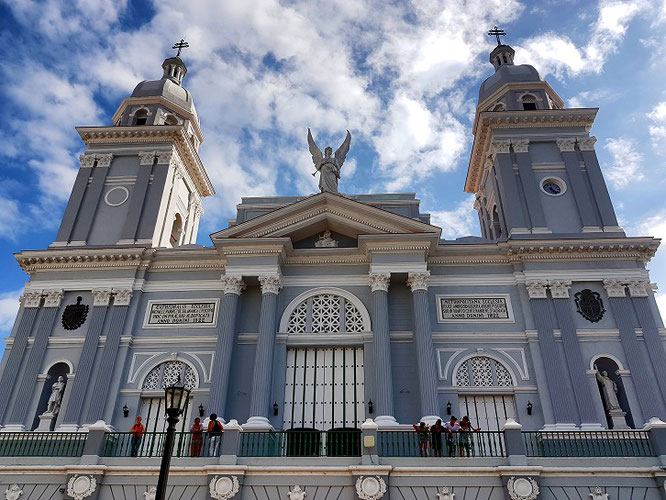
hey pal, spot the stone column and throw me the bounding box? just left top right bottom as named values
left=577, top=137, right=620, bottom=230
left=245, top=275, right=282, bottom=429
left=550, top=281, right=601, bottom=428
left=604, top=280, right=665, bottom=421
left=491, top=140, right=528, bottom=233
left=0, top=291, right=41, bottom=424
left=556, top=138, right=600, bottom=231
left=627, top=280, right=666, bottom=411
left=85, top=289, right=132, bottom=424
left=527, top=281, right=577, bottom=428
left=511, top=139, right=548, bottom=232
left=407, top=272, right=439, bottom=423
left=208, top=276, right=246, bottom=417
left=7, top=290, right=63, bottom=429
left=60, top=290, right=112, bottom=430
left=369, top=273, right=397, bottom=427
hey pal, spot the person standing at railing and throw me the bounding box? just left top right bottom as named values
left=129, top=416, right=145, bottom=457
left=207, top=413, right=223, bottom=457
left=412, top=422, right=430, bottom=457
left=444, top=416, right=461, bottom=457
left=459, top=416, right=480, bottom=457
left=430, top=419, right=444, bottom=457
left=190, top=417, right=203, bottom=457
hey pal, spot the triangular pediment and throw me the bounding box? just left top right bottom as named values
left=211, top=192, right=440, bottom=242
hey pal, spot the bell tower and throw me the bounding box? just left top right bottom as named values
left=52, top=42, right=214, bottom=248
left=467, top=28, right=622, bottom=239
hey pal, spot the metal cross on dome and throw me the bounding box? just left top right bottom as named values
left=172, top=39, right=189, bottom=57
left=487, top=26, right=506, bottom=45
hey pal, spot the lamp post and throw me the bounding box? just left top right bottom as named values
left=155, top=380, right=191, bottom=500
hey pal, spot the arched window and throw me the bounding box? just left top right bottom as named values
left=142, top=360, right=198, bottom=390
left=134, top=108, right=148, bottom=126
left=455, top=356, right=513, bottom=387
left=521, top=94, right=537, bottom=110
left=287, top=293, right=365, bottom=334
left=164, top=114, right=178, bottom=125
left=170, top=213, right=183, bottom=247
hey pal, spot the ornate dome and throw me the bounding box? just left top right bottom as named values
left=478, top=63, right=542, bottom=103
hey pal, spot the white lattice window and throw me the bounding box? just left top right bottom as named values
left=286, top=293, right=366, bottom=334
left=142, top=361, right=198, bottom=390
left=455, top=356, right=513, bottom=387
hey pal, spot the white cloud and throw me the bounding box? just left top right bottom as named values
left=603, top=137, right=644, bottom=188
left=657, top=294, right=666, bottom=321
left=0, top=290, right=21, bottom=335
left=429, top=195, right=477, bottom=239
left=648, top=101, right=666, bottom=151
left=567, top=88, right=617, bottom=107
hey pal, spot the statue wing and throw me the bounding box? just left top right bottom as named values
left=335, top=130, right=352, bottom=166
left=307, top=128, right=323, bottom=167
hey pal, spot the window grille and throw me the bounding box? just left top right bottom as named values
left=287, top=293, right=366, bottom=334
left=142, top=361, right=198, bottom=390
left=455, top=356, right=513, bottom=387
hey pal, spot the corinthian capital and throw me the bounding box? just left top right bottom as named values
left=92, top=289, right=113, bottom=307
left=603, top=279, right=626, bottom=298
left=577, top=136, right=597, bottom=151
left=138, top=151, right=157, bottom=165
left=79, top=154, right=96, bottom=168
left=549, top=280, right=572, bottom=299
left=369, top=273, right=390, bottom=292
left=156, top=150, right=173, bottom=165
left=490, top=140, right=512, bottom=155
left=526, top=280, right=548, bottom=299
left=112, top=288, right=133, bottom=306
left=43, top=289, right=64, bottom=308
left=511, top=139, right=530, bottom=153
left=626, top=279, right=649, bottom=298
left=556, top=138, right=577, bottom=152
left=221, top=276, right=246, bottom=295
left=21, top=291, right=42, bottom=308
left=407, top=272, right=430, bottom=292
left=96, top=153, right=114, bottom=168
left=259, top=275, right=282, bottom=295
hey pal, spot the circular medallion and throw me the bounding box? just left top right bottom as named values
left=512, top=478, right=533, bottom=498
left=209, top=475, right=239, bottom=500
left=104, top=186, right=130, bottom=207
left=213, top=477, right=233, bottom=495
left=361, top=477, right=381, bottom=496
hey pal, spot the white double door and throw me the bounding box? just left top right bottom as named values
left=139, top=397, right=193, bottom=433
left=458, top=394, right=516, bottom=431
left=283, top=347, right=365, bottom=430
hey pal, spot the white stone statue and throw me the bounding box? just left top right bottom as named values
left=314, top=230, right=338, bottom=248
left=4, top=484, right=22, bottom=500
left=46, top=376, right=66, bottom=415
left=307, top=128, right=351, bottom=194
left=595, top=368, right=621, bottom=411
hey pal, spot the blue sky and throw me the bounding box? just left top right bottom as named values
left=0, top=0, right=665, bottom=339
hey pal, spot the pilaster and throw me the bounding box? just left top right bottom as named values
left=71, top=154, right=115, bottom=244
left=511, top=139, right=548, bottom=232
left=557, top=137, right=600, bottom=231
left=246, top=275, right=282, bottom=429
left=407, top=272, right=439, bottom=422
left=209, top=276, right=246, bottom=416
left=491, top=140, right=528, bottom=233
left=577, top=137, right=620, bottom=230
left=369, top=273, right=397, bottom=427
left=118, top=152, right=155, bottom=243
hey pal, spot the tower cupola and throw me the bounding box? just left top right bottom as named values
left=161, top=56, right=188, bottom=85
left=490, top=44, right=515, bottom=70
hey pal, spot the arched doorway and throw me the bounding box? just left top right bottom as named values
left=32, top=362, right=70, bottom=431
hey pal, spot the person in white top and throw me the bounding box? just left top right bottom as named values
left=443, top=416, right=461, bottom=457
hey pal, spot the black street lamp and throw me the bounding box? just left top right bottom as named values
left=155, top=379, right=191, bottom=500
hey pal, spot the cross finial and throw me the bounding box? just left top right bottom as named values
left=172, top=39, right=189, bottom=58
left=487, top=26, right=506, bottom=46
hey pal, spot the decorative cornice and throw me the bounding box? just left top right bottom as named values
left=112, top=288, right=133, bottom=306
left=626, top=279, right=649, bottom=298
left=221, top=276, right=246, bottom=295
left=603, top=279, right=626, bottom=298
left=556, top=137, right=577, bottom=152
left=92, top=289, right=113, bottom=307
left=369, top=273, right=391, bottom=292
left=285, top=255, right=369, bottom=265
left=549, top=280, right=572, bottom=299
left=511, top=139, right=530, bottom=153
left=526, top=280, right=548, bottom=299
left=259, top=275, right=282, bottom=295
left=577, top=136, right=597, bottom=151
left=20, top=291, right=42, bottom=308
left=16, top=249, right=147, bottom=273
left=43, top=289, right=64, bottom=308
left=407, top=272, right=430, bottom=292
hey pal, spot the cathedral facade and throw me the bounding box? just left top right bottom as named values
left=1, top=40, right=666, bottom=500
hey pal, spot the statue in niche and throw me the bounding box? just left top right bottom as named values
left=307, top=128, right=351, bottom=194
left=595, top=367, right=621, bottom=411
left=46, top=376, right=66, bottom=415
left=314, top=230, right=338, bottom=248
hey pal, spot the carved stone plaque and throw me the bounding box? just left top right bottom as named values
left=143, top=299, right=219, bottom=328
left=436, top=295, right=514, bottom=323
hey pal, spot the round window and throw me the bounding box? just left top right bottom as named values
left=540, top=177, right=566, bottom=196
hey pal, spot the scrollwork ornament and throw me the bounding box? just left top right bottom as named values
left=138, top=151, right=157, bottom=165
left=490, top=140, right=511, bottom=155
left=589, top=487, right=608, bottom=500
left=112, top=288, right=133, bottom=306
left=287, top=485, right=306, bottom=500
left=96, top=153, right=114, bottom=168
left=156, top=150, right=173, bottom=165
left=21, top=291, right=42, bottom=308
left=91, top=289, right=113, bottom=307
left=525, top=281, right=548, bottom=299
left=577, top=136, right=597, bottom=151
left=259, top=275, right=282, bottom=295
left=436, top=487, right=455, bottom=500
left=43, top=289, right=64, bottom=308
left=209, top=475, right=239, bottom=500
left=355, top=476, right=386, bottom=500
left=626, top=279, right=649, bottom=298
left=67, top=474, right=97, bottom=500
left=603, top=279, right=626, bottom=298
left=511, top=139, right=530, bottom=153
left=556, top=138, right=576, bottom=152
left=549, top=280, right=571, bottom=299
left=507, top=477, right=539, bottom=500
left=4, top=484, right=22, bottom=500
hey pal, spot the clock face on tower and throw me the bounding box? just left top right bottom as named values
left=542, top=181, right=562, bottom=195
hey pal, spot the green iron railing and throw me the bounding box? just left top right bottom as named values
left=103, top=431, right=220, bottom=457
left=239, top=428, right=362, bottom=457
left=377, top=430, right=506, bottom=457
left=522, top=430, right=654, bottom=457
left=0, top=432, right=86, bottom=457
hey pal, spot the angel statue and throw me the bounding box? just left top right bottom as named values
left=307, top=128, right=352, bottom=194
